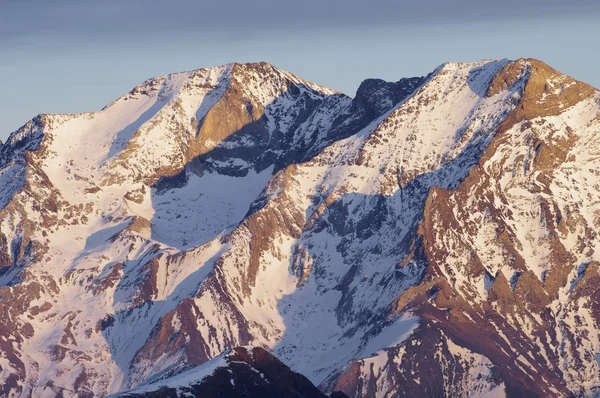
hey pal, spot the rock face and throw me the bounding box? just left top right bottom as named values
left=0, top=58, right=599, bottom=398
left=113, top=346, right=345, bottom=398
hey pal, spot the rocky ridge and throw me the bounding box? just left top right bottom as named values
left=0, top=58, right=599, bottom=397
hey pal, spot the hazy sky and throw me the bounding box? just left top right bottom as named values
left=1, top=1, right=599, bottom=139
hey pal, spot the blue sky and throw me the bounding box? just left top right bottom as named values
left=1, top=1, right=599, bottom=139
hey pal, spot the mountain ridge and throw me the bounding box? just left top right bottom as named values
left=0, top=57, right=599, bottom=397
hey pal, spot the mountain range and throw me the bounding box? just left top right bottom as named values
left=0, top=58, right=599, bottom=397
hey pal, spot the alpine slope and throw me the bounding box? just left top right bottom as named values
left=0, top=59, right=599, bottom=397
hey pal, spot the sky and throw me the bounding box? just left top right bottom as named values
left=1, top=0, right=599, bottom=139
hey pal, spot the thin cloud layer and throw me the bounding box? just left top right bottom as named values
left=2, top=0, right=599, bottom=45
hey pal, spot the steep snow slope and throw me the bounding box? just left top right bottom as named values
left=0, top=62, right=357, bottom=397
left=0, top=58, right=599, bottom=398
left=323, top=59, right=600, bottom=398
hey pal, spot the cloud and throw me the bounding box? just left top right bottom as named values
left=2, top=0, right=599, bottom=46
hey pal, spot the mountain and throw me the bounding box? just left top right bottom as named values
left=112, top=346, right=346, bottom=398
left=0, top=58, right=599, bottom=398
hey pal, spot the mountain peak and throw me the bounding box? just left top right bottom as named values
left=486, top=57, right=597, bottom=117
left=229, top=61, right=341, bottom=96
left=436, top=57, right=509, bottom=71
left=1, top=58, right=600, bottom=397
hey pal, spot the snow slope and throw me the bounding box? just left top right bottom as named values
left=0, top=58, right=598, bottom=398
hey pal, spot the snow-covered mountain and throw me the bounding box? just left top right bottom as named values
left=0, top=58, right=599, bottom=398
